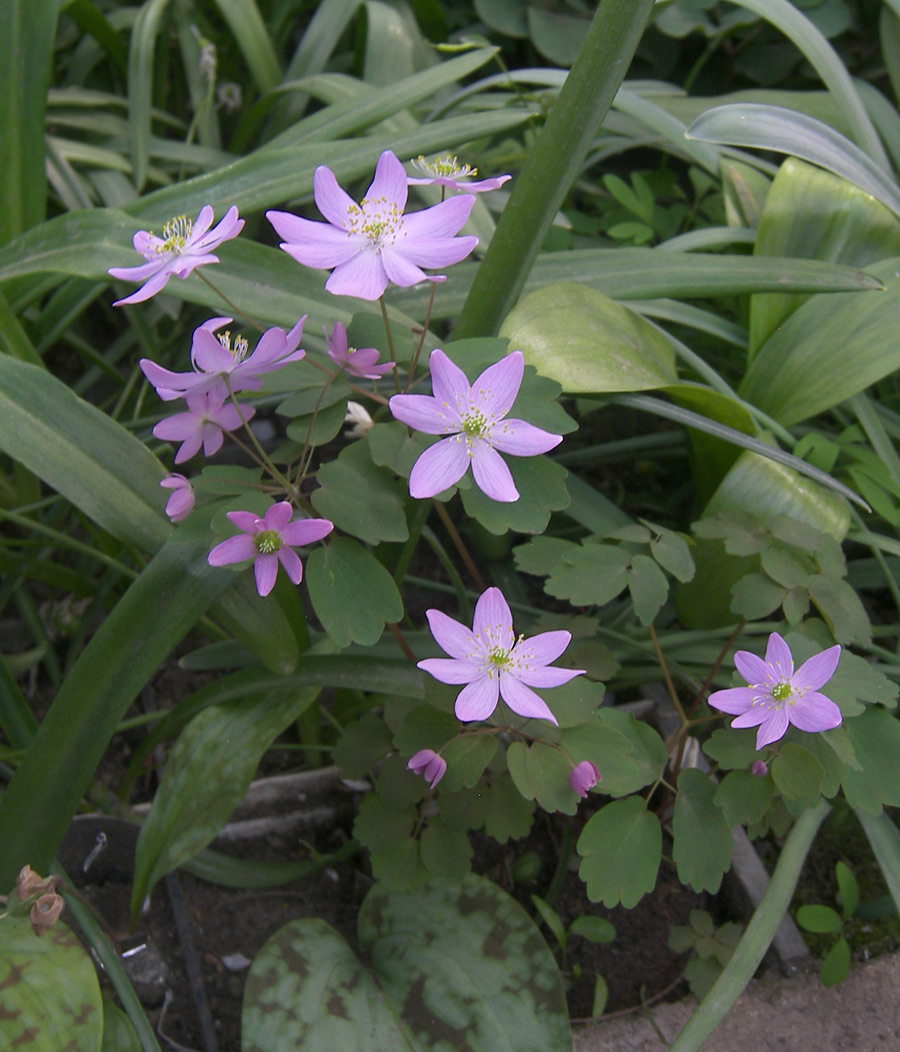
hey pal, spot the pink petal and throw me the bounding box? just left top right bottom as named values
left=390, top=234, right=478, bottom=271
left=402, top=195, right=475, bottom=239
left=470, top=352, right=523, bottom=419
left=733, top=649, right=771, bottom=685
left=189, top=205, right=214, bottom=241
left=264, top=501, right=294, bottom=532
left=498, top=675, right=558, bottom=724
left=226, top=510, right=263, bottom=533
left=707, top=687, right=755, bottom=715
left=793, top=644, right=841, bottom=692
left=267, top=210, right=364, bottom=268
left=517, top=665, right=583, bottom=688
left=424, top=608, right=477, bottom=659
left=367, top=151, right=408, bottom=212
left=109, top=259, right=164, bottom=282
left=193, top=205, right=243, bottom=250
left=208, top=534, right=257, bottom=566
left=455, top=675, right=500, bottom=721
left=764, top=632, right=794, bottom=677
left=417, top=657, right=481, bottom=685
left=472, top=588, right=514, bottom=647
left=731, top=707, right=772, bottom=729
left=490, top=419, right=562, bottom=457
left=191, top=328, right=234, bottom=373
left=282, top=518, right=334, bottom=546
left=408, top=437, right=470, bottom=497
left=787, top=693, right=842, bottom=733
left=199, top=421, right=226, bottom=457
left=389, top=393, right=455, bottom=434
left=313, top=166, right=359, bottom=228
left=326, top=251, right=389, bottom=301
left=513, top=629, right=572, bottom=667
left=112, top=268, right=173, bottom=306
left=254, top=554, right=279, bottom=596
left=428, top=349, right=471, bottom=410
left=380, top=250, right=429, bottom=289
left=755, top=709, right=790, bottom=749
left=277, top=547, right=304, bottom=585
left=470, top=442, right=518, bottom=502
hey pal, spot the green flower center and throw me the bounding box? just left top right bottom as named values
left=414, top=154, right=477, bottom=179
left=771, top=681, right=793, bottom=703
left=461, top=410, right=488, bottom=439
left=255, top=530, right=282, bottom=555
left=346, top=197, right=402, bottom=249
left=488, top=646, right=510, bottom=669
left=157, top=214, right=192, bottom=255
left=217, top=330, right=249, bottom=362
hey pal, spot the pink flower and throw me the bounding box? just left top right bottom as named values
left=569, top=760, right=601, bottom=799
left=408, top=154, right=511, bottom=194
left=708, top=632, right=842, bottom=750
left=160, top=473, right=195, bottom=522
left=325, top=322, right=393, bottom=379
left=141, top=317, right=306, bottom=402
left=152, top=389, right=253, bottom=464
left=408, top=749, right=447, bottom=789
left=388, top=349, right=562, bottom=502
left=207, top=502, right=333, bottom=597
left=266, top=150, right=478, bottom=301
left=750, top=760, right=769, bottom=777
left=418, top=587, right=584, bottom=724
left=109, top=205, right=244, bottom=306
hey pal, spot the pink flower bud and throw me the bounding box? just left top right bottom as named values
left=160, top=473, right=195, bottom=522
left=407, top=749, right=447, bottom=789
left=569, top=760, right=601, bottom=798
left=750, top=760, right=768, bottom=777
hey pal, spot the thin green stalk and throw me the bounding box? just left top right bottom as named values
left=453, top=0, right=656, bottom=338
left=668, top=799, right=830, bottom=1052
left=379, top=295, right=402, bottom=393
left=197, top=270, right=263, bottom=331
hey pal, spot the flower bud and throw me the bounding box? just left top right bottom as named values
left=30, top=892, right=64, bottom=936
left=569, top=760, right=601, bottom=799
left=750, top=760, right=768, bottom=778
left=407, top=748, right=447, bottom=789
left=160, top=473, right=195, bottom=523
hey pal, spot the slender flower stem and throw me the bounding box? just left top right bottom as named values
left=668, top=799, right=830, bottom=1052
left=378, top=296, right=402, bottom=394
left=432, top=499, right=487, bottom=591
left=649, top=623, right=685, bottom=722
left=224, top=381, right=293, bottom=495
left=405, top=281, right=437, bottom=393
left=387, top=621, right=417, bottom=663
left=197, top=270, right=263, bottom=331
left=296, top=373, right=336, bottom=488
left=686, top=618, right=746, bottom=720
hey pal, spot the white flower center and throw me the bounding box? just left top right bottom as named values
left=255, top=529, right=282, bottom=554
left=345, top=196, right=403, bottom=251
left=414, top=154, right=477, bottom=179
left=155, top=214, right=193, bottom=257
left=217, top=330, right=249, bottom=363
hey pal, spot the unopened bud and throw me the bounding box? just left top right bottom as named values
left=750, top=760, right=768, bottom=778
left=30, top=892, right=64, bottom=936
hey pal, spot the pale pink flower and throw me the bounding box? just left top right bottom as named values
left=141, top=316, right=306, bottom=402
left=207, top=502, right=333, bottom=597
left=408, top=749, right=447, bottom=789
left=708, top=632, right=842, bottom=750
left=160, top=473, right=195, bottom=522
left=109, top=205, right=243, bottom=305
left=408, top=154, right=511, bottom=194
left=267, top=150, right=477, bottom=301
left=325, top=322, right=392, bottom=379
left=389, top=349, right=562, bottom=502
left=569, top=760, right=601, bottom=799
left=418, top=587, right=584, bottom=724
left=152, top=389, right=253, bottom=464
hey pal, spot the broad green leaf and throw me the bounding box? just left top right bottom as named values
left=819, top=933, right=851, bottom=986
left=577, top=796, right=662, bottom=908
left=359, top=874, right=571, bottom=1052
left=100, top=996, right=142, bottom=1052
left=806, top=574, right=872, bottom=646
left=512, top=536, right=579, bottom=576
left=569, top=915, right=616, bottom=944
left=460, top=455, right=570, bottom=536
left=420, top=818, right=473, bottom=881
left=375, top=753, right=426, bottom=811
left=507, top=741, right=580, bottom=815
left=835, top=860, right=860, bottom=919
left=648, top=525, right=695, bottom=582
left=741, top=258, right=900, bottom=426
left=0, top=919, right=102, bottom=1052
left=498, top=283, right=677, bottom=393
left=841, top=707, right=900, bottom=813
left=132, top=661, right=328, bottom=918
left=560, top=720, right=653, bottom=798
left=0, top=0, right=56, bottom=245
left=481, top=775, right=536, bottom=842
left=703, top=727, right=764, bottom=770
left=391, top=705, right=459, bottom=758
left=771, top=743, right=825, bottom=811
left=673, top=768, right=734, bottom=893
left=334, top=712, right=395, bottom=778
left=627, top=553, right=669, bottom=625
left=714, top=769, right=774, bottom=827
left=210, top=0, right=281, bottom=95
left=730, top=571, right=787, bottom=619
left=0, top=538, right=234, bottom=889
left=306, top=537, right=404, bottom=646
left=440, top=735, right=497, bottom=792
left=312, top=441, right=410, bottom=545
left=242, top=918, right=418, bottom=1052
left=749, top=159, right=900, bottom=356
left=544, top=543, right=631, bottom=606
left=855, top=808, right=900, bottom=918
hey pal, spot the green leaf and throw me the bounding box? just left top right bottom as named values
left=796, top=903, right=843, bottom=933
left=481, top=774, right=536, bottom=842
left=673, top=768, right=734, bottom=893
left=242, top=917, right=418, bottom=1052
left=0, top=920, right=103, bottom=1051
left=100, top=996, right=142, bottom=1052
left=531, top=895, right=567, bottom=949
left=441, top=735, right=498, bottom=792
left=569, top=915, right=616, bottom=945
left=460, top=455, right=570, bottom=536
left=544, top=543, right=631, bottom=606
left=498, top=283, right=677, bottom=393
left=731, top=571, right=786, bottom=619
left=855, top=808, right=900, bottom=919
left=627, top=553, right=669, bottom=625
left=835, top=860, right=860, bottom=919
left=392, top=705, right=458, bottom=758
left=578, top=797, right=661, bottom=908
left=714, top=769, right=774, bottom=827
left=359, top=874, right=571, bottom=1052
left=703, top=727, right=764, bottom=770
left=841, top=707, right=900, bottom=813
left=420, top=818, right=473, bottom=881
left=819, top=934, right=851, bottom=986
left=771, top=743, right=825, bottom=811
left=306, top=537, right=404, bottom=646
left=648, top=526, right=695, bottom=582
left=132, top=659, right=328, bottom=918
left=312, top=441, right=409, bottom=545
left=334, top=713, right=394, bottom=778
left=512, top=536, right=579, bottom=576
left=367, top=421, right=435, bottom=478
left=507, top=740, right=580, bottom=815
